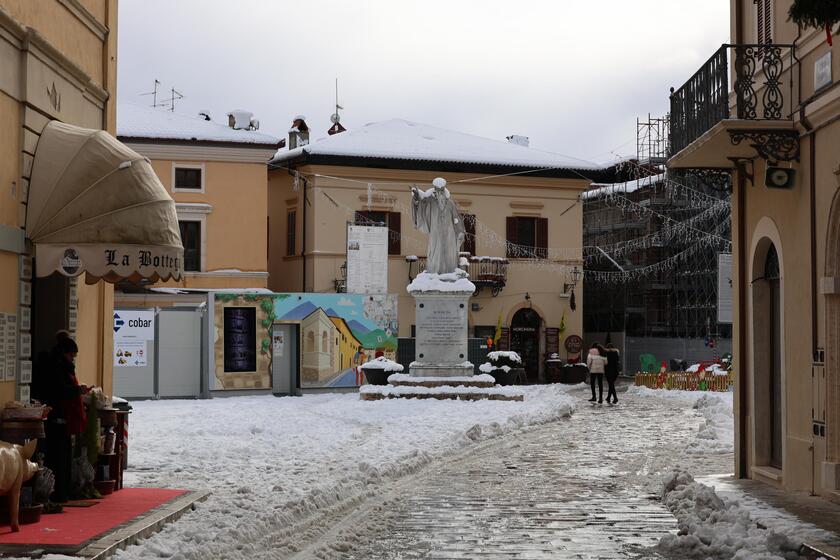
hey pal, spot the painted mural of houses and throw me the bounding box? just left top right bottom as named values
left=300, top=308, right=337, bottom=384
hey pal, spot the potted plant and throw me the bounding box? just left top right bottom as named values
left=360, top=356, right=403, bottom=385
left=789, top=0, right=840, bottom=45
left=480, top=351, right=523, bottom=385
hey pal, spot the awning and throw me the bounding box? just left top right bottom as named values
left=26, top=121, right=183, bottom=283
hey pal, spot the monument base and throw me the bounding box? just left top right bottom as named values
left=409, top=362, right=474, bottom=378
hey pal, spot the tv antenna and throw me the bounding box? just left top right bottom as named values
left=139, top=79, right=161, bottom=107
left=328, top=78, right=346, bottom=135
left=167, top=87, right=184, bottom=112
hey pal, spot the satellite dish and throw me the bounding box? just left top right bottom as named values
left=330, top=113, right=341, bottom=124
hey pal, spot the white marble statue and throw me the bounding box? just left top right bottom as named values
left=410, top=178, right=465, bottom=274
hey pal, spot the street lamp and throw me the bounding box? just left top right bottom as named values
left=564, top=266, right=581, bottom=294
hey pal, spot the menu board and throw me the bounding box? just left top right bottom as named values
left=545, top=327, right=560, bottom=356
left=346, top=225, right=388, bottom=295
left=223, top=307, right=256, bottom=372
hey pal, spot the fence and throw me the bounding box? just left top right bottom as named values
left=634, top=371, right=733, bottom=392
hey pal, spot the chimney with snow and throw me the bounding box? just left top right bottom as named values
left=289, top=115, right=310, bottom=149
left=506, top=135, right=529, bottom=147
left=227, top=109, right=254, bottom=130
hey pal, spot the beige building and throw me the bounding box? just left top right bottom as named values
left=0, top=1, right=181, bottom=402
left=268, top=119, right=595, bottom=380
left=117, top=104, right=280, bottom=293
left=667, top=0, right=840, bottom=502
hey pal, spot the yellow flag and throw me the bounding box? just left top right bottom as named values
left=559, top=311, right=566, bottom=337
left=493, top=312, right=503, bottom=343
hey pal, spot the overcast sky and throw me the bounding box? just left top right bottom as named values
left=117, top=0, right=729, bottom=164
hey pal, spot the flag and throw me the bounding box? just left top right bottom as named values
left=559, top=311, right=566, bottom=338
left=493, top=312, right=503, bottom=344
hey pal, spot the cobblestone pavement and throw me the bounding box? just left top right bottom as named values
left=297, top=383, right=732, bottom=559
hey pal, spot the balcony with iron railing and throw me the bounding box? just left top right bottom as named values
left=668, top=44, right=799, bottom=169
left=408, top=254, right=510, bottom=296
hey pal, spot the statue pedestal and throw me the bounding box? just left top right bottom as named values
left=408, top=271, right=475, bottom=377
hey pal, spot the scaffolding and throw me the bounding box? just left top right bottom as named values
left=583, top=115, right=731, bottom=341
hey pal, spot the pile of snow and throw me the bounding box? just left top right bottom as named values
left=487, top=351, right=522, bottom=363
left=407, top=270, right=476, bottom=293
left=582, top=172, right=666, bottom=201
left=658, top=469, right=806, bottom=559
left=627, top=386, right=734, bottom=455
left=686, top=362, right=730, bottom=376
left=360, top=356, right=404, bottom=372
left=114, top=387, right=576, bottom=558
left=479, top=362, right=511, bottom=373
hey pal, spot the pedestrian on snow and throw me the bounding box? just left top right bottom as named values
left=586, top=343, right=607, bottom=403
left=604, top=342, right=621, bottom=404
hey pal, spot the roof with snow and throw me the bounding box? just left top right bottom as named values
left=581, top=172, right=666, bottom=200
left=117, top=103, right=280, bottom=146
left=270, top=119, right=601, bottom=178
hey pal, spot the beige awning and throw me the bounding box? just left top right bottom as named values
left=26, top=121, right=183, bottom=283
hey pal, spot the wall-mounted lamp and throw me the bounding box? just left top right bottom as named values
left=471, top=302, right=482, bottom=312
left=564, top=266, right=582, bottom=294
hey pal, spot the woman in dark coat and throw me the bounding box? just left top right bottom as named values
left=604, top=343, right=621, bottom=404
left=43, top=337, right=86, bottom=503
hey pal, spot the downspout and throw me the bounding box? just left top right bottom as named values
left=735, top=0, right=748, bottom=480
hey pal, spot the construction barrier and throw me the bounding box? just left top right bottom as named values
left=634, top=371, right=734, bottom=392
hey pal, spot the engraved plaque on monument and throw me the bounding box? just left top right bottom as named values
left=414, top=295, right=469, bottom=365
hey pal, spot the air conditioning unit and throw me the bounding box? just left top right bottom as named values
left=765, top=167, right=796, bottom=189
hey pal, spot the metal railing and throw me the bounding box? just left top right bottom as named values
left=669, top=43, right=795, bottom=155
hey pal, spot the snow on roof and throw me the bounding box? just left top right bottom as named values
left=270, top=118, right=599, bottom=171
left=117, top=103, right=279, bottom=145
left=581, top=172, right=666, bottom=200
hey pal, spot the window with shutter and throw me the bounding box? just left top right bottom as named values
left=535, top=217, right=548, bottom=259
left=355, top=211, right=400, bottom=255
left=506, top=217, right=517, bottom=258
left=461, top=213, right=476, bottom=255
left=757, top=0, right=773, bottom=44
left=506, top=217, right=546, bottom=259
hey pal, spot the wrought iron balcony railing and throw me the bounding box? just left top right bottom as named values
left=412, top=254, right=509, bottom=296
left=669, top=44, right=795, bottom=155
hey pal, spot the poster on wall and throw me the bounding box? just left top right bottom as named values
left=113, top=310, right=154, bottom=367
left=223, top=307, right=257, bottom=372
left=717, top=253, right=733, bottom=324
left=346, top=225, right=388, bottom=295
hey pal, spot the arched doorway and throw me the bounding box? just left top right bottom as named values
left=510, top=308, right=541, bottom=382
left=752, top=239, right=783, bottom=470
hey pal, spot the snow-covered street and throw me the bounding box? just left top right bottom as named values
left=93, top=382, right=835, bottom=560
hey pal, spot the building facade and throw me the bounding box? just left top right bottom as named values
left=268, top=119, right=595, bottom=380
left=117, top=104, right=279, bottom=292
left=667, top=0, right=840, bottom=502
left=0, top=1, right=119, bottom=400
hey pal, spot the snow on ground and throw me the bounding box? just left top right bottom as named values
left=658, top=469, right=831, bottom=559
left=626, top=385, right=734, bottom=455
left=113, top=385, right=576, bottom=559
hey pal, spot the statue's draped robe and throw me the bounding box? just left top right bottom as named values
left=412, top=191, right=465, bottom=274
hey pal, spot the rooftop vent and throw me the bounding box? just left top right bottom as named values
left=289, top=115, right=310, bottom=149
left=506, top=135, right=529, bottom=147
left=227, top=110, right=258, bottom=130
left=198, top=110, right=211, bottom=121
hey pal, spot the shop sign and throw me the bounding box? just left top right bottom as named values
left=564, top=335, right=583, bottom=354
left=113, top=310, right=154, bottom=367
left=60, top=248, right=82, bottom=276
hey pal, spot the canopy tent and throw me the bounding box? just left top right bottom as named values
left=26, top=121, right=183, bottom=283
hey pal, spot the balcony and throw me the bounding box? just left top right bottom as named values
left=410, top=254, right=509, bottom=296
left=669, top=44, right=799, bottom=169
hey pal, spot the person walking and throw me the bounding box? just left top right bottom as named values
left=604, top=342, right=621, bottom=404
left=586, top=343, right=607, bottom=403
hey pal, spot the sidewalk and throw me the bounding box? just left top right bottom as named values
left=698, top=474, right=840, bottom=560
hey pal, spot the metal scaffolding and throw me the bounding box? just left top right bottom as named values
left=583, top=115, right=731, bottom=340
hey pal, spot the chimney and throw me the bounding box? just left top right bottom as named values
left=506, top=135, right=529, bottom=147
left=289, top=115, right=310, bottom=149
left=227, top=110, right=254, bottom=130
left=198, top=110, right=211, bottom=121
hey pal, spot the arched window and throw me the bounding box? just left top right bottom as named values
left=322, top=331, right=328, bottom=353
left=765, top=244, right=780, bottom=280
left=306, top=331, right=315, bottom=353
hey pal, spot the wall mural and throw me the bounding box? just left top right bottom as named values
left=214, top=293, right=398, bottom=390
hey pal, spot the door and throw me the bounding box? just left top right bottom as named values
left=272, top=323, right=297, bottom=395
left=510, top=308, right=541, bottom=382
left=766, top=244, right=783, bottom=469
left=157, top=309, right=202, bottom=398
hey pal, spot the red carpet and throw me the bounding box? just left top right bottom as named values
left=0, top=488, right=187, bottom=546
